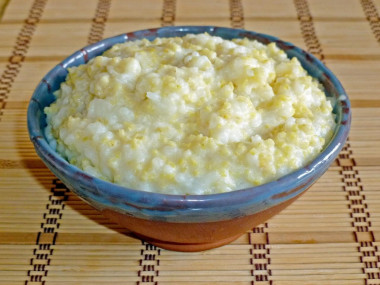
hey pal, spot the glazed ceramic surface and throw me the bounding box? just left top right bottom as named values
left=27, top=26, right=351, bottom=251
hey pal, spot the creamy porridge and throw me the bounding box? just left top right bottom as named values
left=44, top=33, right=335, bottom=195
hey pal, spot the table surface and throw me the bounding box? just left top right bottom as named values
left=1, top=0, right=380, bottom=284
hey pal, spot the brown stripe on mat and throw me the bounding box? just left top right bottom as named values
left=338, top=146, right=380, bottom=281
left=88, top=0, right=111, bottom=44
left=26, top=180, right=69, bottom=284
left=293, top=0, right=324, bottom=61
left=0, top=0, right=9, bottom=20
left=360, top=0, right=380, bottom=43
left=294, top=0, right=380, bottom=283
left=138, top=241, right=161, bottom=285
left=230, top=0, right=244, bottom=28
left=25, top=1, right=112, bottom=283
left=136, top=1, right=178, bottom=282
left=230, top=4, right=273, bottom=283
left=0, top=0, right=46, bottom=118
left=249, top=223, right=272, bottom=285
left=161, top=0, right=176, bottom=26
left=359, top=1, right=380, bottom=281
left=232, top=4, right=273, bottom=282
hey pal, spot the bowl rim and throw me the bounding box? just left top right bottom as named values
left=27, top=26, right=351, bottom=222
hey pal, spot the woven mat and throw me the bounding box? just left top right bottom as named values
left=1, top=0, right=380, bottom=284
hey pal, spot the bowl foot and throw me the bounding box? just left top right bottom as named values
left=136, top=233, right=242, bottom=252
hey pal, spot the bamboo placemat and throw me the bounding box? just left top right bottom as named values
left=0, top=0, right=380, bottom=284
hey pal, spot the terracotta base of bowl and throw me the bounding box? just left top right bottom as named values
left=135, top=232, right=242, bottom=252
left=101, top=194, right=301, bottom=252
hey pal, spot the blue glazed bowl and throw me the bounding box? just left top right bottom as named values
left=27, top=26, right=351, bottom=251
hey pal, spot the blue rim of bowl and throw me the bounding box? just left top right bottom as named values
left=27, top=26, right=351, bottom=223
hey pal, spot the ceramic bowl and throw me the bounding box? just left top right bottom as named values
left=27, top=26, right=351, bottom=252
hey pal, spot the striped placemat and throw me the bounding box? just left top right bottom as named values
left=0, top=0, right=380, bottom=284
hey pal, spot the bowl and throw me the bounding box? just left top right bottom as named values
left=27, top=26, right=351, bottom=252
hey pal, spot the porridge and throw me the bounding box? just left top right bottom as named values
left=44, top=33, right=335, bottom=195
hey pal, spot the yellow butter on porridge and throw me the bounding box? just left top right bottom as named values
left=44, top=33, right=335, bottom=195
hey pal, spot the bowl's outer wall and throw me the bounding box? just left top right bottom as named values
left=101, top=192, right=303, bottom=252
left=28, top=26, right=351, bottom=223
